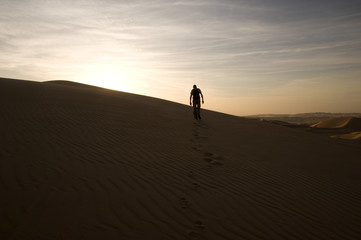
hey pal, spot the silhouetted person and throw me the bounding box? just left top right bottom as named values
left=190, top=84, right=204, bottom=120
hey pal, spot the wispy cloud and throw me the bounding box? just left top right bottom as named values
left=1, top=0, right=361, bottom=114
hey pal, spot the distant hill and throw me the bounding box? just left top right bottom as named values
left=311, top=117, right=361, bottom=129
left=311, top=117, right=361, bottom=141
left=246, top=112, right=361, bottom=125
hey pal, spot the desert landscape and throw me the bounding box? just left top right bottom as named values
left=247, top=113, right=361, bottom=125
left=1, top=77, right=361, bottom=240
left=248, top=113, right=361, bottom=143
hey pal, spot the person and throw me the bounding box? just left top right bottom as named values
left=190, top=85, right=204, bottom=120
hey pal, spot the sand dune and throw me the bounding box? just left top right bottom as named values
left=331, top=132, right=361, bottom=140
left=311, top=117, right=361, bottom=140
left=1, top=77, right=361, bottom=240
left=311, top=117, right=361, bottom=129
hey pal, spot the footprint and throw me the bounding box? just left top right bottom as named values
left=195, top=220, right=206, bottom=230
left=192, top=182, right=200, bottom=190
left=203, top=152, right=224, bottom=166
left=187, top=171, right=196, bottom=179
left=204, top=152, right=213, bottom=157
left=188, top=171, right=194, bottom=177
left=193, top=135, right=208, bottom=140
left=180, top=197, right=191, bottom=209
left=210, top=160, right=223, bottom=166
left=192, top=146, right=202, bottom=152
left=187, top=221, right=206, bottom=239
left=193, top=122, right=202, bottom=127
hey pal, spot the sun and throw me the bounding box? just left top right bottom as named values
left=76, top=63, right=134, bottom=93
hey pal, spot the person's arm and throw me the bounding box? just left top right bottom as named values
left=190, top=91, right=193, bottom=105
left=200, top=91, right=204, bottom=104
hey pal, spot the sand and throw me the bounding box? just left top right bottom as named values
left=332, top=132, right=361, bottom=140
left=1, top=77, right=361, bottom=240
left=311, top=117, right=360, bottom=129
left=311, top=117, right=361, bottom=140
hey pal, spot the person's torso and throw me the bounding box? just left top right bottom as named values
left=192, top=88, right=201, bottom=99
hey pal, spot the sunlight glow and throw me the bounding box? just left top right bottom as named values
left=76, top=63, right=135, bottom=93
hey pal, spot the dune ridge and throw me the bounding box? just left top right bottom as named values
left=331, top=131, right=361, bottom=140
left=1, top=78, right=361, bottom=240
left=311, top=117, right=361, bottom=129
left=311, top=117, right=361, bottom=140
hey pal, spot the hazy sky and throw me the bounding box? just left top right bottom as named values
left=1, top=0, right=361, bottom=115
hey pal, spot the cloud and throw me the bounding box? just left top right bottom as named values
left=0, top=0, right=361, bottom=114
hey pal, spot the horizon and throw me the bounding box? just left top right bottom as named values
left=4, top=77, right=361, bottom=117
left=1, top=0, right=361, bottom=115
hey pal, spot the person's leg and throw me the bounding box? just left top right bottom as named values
left=193, top=99, right=198, bottom=119
left=197, top=101, right=201, bottom=119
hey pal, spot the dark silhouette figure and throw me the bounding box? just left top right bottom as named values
left=190, top=85, right=204, bottom=120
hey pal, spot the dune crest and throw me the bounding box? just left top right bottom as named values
left=332, top=131, right=361, bottom=140
left=311, top=117, right=361, bottom=141
left=311, top=117, right=361, bottom=129
left=311, top=117, right=353, bottom=128
left=44, top=80, right=102, bottom=89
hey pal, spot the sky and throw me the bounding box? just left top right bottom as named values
left=1, top=0, right=361, bottom=115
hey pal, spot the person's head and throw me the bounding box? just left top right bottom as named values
left=193, top=84, right=197, bottom=89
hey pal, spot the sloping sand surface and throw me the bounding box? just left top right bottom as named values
left=311, top=117, right=361, bottom=129
left=1, top=78, right=361, bottom=240
left=311, top=117, right=361, bottom=141
left=332, top=132, right=361, bottom=140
